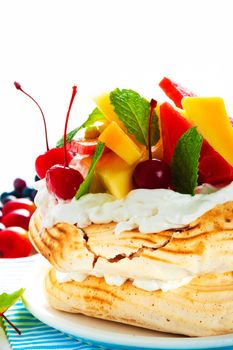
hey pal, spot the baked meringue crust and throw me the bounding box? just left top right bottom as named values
left=45, top=267, right=233, bottom=336
left=29, top=201, right=233, bottom=336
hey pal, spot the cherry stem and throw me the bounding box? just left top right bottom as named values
left=14, top=82, right=49, bottom=151
left=63, top=86, right=77, bottom=167
left=1, top=313, right=21, bottom=335
left=148, top=99, right=157, bottom=160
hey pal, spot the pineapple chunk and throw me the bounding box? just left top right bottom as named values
left=97, top=152, right=135, bottom=198
left=99, top=122, right=142, bottom=165
left=182, top=97, right=233, bottom=166
left=94, top=93, right=125, bottom=129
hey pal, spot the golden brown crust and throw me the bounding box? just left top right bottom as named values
left=29, top=202, right=233, bottom=279
left=45, top=267, right=233, bottom=336
left=30, top=202, right=233, bottom=336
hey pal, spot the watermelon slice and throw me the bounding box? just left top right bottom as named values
left=159, top=77, right=196, bottom=108
left=159, top=102, right=233, bottom=185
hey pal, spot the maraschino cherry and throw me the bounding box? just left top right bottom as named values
left=45, top=86, right=84, bottom=200
left=133, top=99, right=172, bottom=189
left=14, top=82, right=73, bottom=179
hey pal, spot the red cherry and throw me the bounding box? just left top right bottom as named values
left=45, top=86, right=84, bottom=200
left=0, top=227, right=32, bottom=258
left=133, top=159, right=172, bottom=189
left=35, top=147, right=73, bottom=179
left=2, top=198, right=36, bottom=216
left=14, top=81, right=50, bottom=151
left=2, top=209, right=31, bottom=230
left=46, top=165, right=83, bottom=200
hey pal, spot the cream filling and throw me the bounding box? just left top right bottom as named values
left=35, top=180, right=233, bottom=234
left=56, top=270, right=193, bottom=292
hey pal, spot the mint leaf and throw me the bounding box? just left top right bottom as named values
left=56, top=107, right=105, bottom=147
left=171, top=127, right=203, bottom=195
left=0, top=288, right=25, bottom=334
left=110, top=88, right=159, bottom=147
left=75, top=142, right=105, bottom=199
left=0, top=288, right=25, bottom=314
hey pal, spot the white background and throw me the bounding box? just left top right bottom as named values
left=0, top=1, right=233, bottom=347
left=1, top=0, right=233, bottom=193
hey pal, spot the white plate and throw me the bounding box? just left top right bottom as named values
left=23, top=257, right=233, bottom=349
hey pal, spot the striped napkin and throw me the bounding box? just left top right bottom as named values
left=0, top=256, right=105, bottom=350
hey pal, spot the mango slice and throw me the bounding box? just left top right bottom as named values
left=182, top=97, right=233, bottom=167
left=96, top=152, right=135, bottom=198
left=94, top=93, right=125, bottom=129
left=99, top=122, right=142, bottom=165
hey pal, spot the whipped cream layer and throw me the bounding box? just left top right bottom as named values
left=35, top=180, right=233, bottom=234
left=56, top=270, right=193, bottom=292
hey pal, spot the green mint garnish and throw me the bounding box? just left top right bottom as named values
left=75, top=141, right=105, bottom=199
left=0, top=288, right=25, bottom=334
left=110, top=88, right=160, bottom=147
left=171, top=127, right=203, bottom=195
left=56, top=107, right=105, bottom=147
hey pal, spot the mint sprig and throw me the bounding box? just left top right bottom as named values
left=0, top=288, right=25, bottom=334
left=110, top=88, right=160, bottom=147
left=171, top=127, right=203, bottom=195
left=56, top=107, right=105, bottom=147
left=75, top=142, right=105, bottom=199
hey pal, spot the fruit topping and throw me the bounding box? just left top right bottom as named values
left=133, top=158, right=172, bottom=190
left=46, top=165, right=84, bottom=200
left=133, top=99, right=172, bottom=190
left=96, top=151, right=135, bottom=198
left=94, top=92, right=125, bottom=129
left=35, top=147, right=73, bottom=179
left=46, top=86, right=84, bottom=200
left=159, top=77, right=196, bottom=108
left=159, top=101, right=233, bottom=186
left=160, top=102, right=191, bottom=164
left=14, top=82, right=73, bottom=179
left=182, top=97, right=233, bottom=167
left=99, top=121, right=142, bottom=165
left=67, top=139, right=98, bottom=155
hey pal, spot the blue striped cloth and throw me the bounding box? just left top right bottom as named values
left=4, top=301, right=103, bottom=349
left=1, top=256, right=106, bottom=350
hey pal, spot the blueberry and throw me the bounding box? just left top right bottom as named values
left=34, top=175, right=40, bottom=182
left=9, top=190, right=21, bottom=198
left=1, top=192, right=10, bottom=203
left=13, top=178, right=27, bottom=192
left=22, top=187, right=37, bottom=200
left=1, top=194, right=16, bottom=204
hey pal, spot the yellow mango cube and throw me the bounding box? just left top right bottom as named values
left=99, top=122, right=142, bottom=165
left=94, top=93, right=125, bottom=129
left=182, top=97, right=233, bottom=166
left=97, top=152, right=134, bottom=198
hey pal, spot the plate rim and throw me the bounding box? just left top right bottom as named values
left=23, top=257, right=233, bottom=350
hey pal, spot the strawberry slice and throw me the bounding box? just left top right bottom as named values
left=67, top=140, right=98, bottom=155
left=160, top=102, right=233, bottom=185
left=159, top=77, right=196, bottom=108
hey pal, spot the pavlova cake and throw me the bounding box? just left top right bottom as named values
left=15, top=78, right=233, bottom=336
